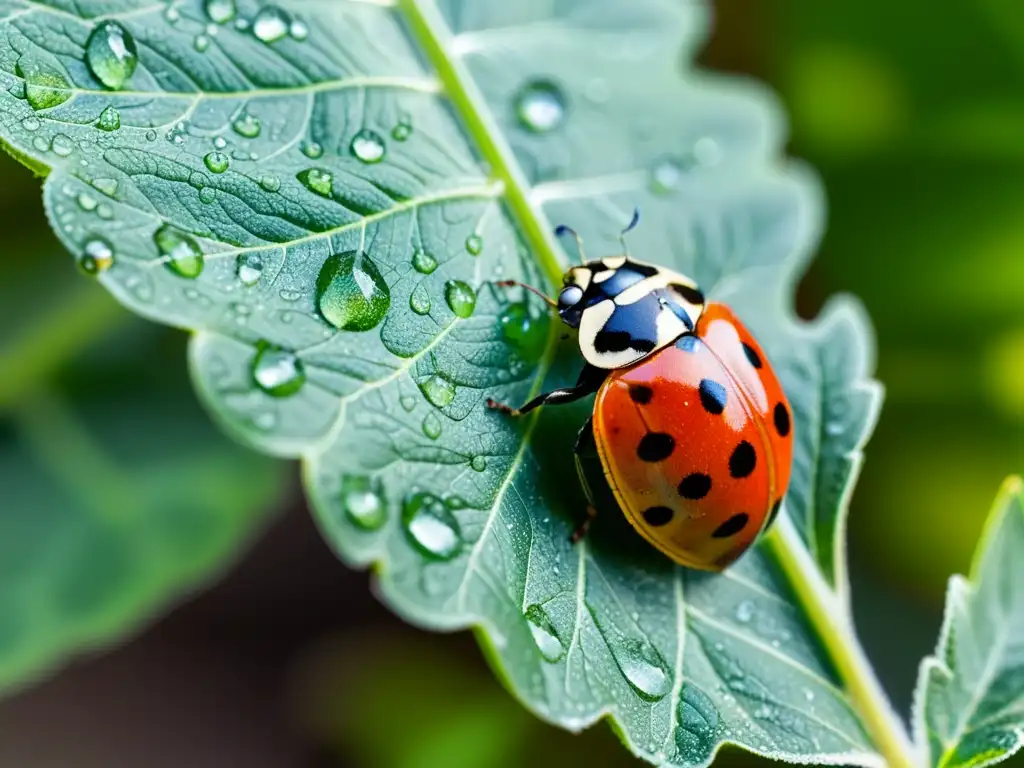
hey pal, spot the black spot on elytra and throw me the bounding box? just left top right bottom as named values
left=766, top=498, right=783, bottom=528
left=643, top=506, right=673, bottom=526
left=729, top=441, right=756, bottom=478
left=629, top=384, right=653, bottom=404
left=673, top=283, right=705, bottom=305
left=699, top=379, right=727, bottom=415
left=637, top=432, right=675, bottom=462
left=712, top=513, right=748, bottom=538
left=678, top=473, right=711, bottom=500
left=742, top=342, right=762, bottom=369
left=774, top=403, right=790, bottom=437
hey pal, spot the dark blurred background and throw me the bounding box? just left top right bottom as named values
left=0, top=1, right=1020, bottom=766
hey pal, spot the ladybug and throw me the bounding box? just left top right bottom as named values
left=487, top=213, right=792, bottom=571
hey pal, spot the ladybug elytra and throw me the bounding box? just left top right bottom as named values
left=488, top=213, right=793, bottom=571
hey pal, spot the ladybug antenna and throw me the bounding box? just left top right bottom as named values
left=494, top=280, right=557, bottom=309
left=619, top=207, right=641, bottom=255
left=554, top=224, right=587, bottom=264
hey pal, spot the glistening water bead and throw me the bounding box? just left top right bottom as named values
left=514, top=80, right=567, bottom=133
left=402, top=492, right=462, bottom=561
left=316, top=250, right=390, bottom=331
left=252, top=6, right=290, bottom=43
left=350, top=129, right=386, bottom=163
left=340, top=475, right=386, bottom=531
left=78, top=237, right=114, bottom=274
left=154, top=225, right=204, bottom=278
left=85, top=22, right=139, bottom=90
left=251, top=345, right=305, bottom=397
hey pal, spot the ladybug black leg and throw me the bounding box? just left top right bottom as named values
left=570, top=505, right=598, bottom=544
left=571, top=417, right=600, bottom=544
left=486, top=364, right=607, bottom=417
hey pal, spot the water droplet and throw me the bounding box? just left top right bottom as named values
left=411, top=248, right=437, bottom=274
left=615, top=639, right=671, bottom=701
left=400, top=395, right=416, bottom=412
left=50, top=134, right=73, bottom=157
left=252, top=6, right=290, bottom=43
left=146, top=129, right=157, bottom=141
left=236, top=253, right=263, bottom=286
left=96, top=204, right=113, bottom=219
left=204, top=0, right=236, bottom=24
left=402, top=492, right=462, bottom=560
left=419, top=373, right=456, bottom=409
left=316, top=250, right=390, bottom=331
left=213, top=135, right=227, bottom=150
left=259, top=175, right=280, bottom=192
left=444, top=280, right=476, bottom=318
left=204, top=151, right=230, bottom=173
left=32, top=136, right=49, bottom=152
left=514, top=80, right=567, bottom=133
left=289, top=19, right=308, bottom=40
left=465, top=234, right=483, bottom=255
left=164, top=6, right=180, bottom=22
left=76, top=193, right=97, bottom=211
left=525, top=604, right=565, bottom=662
left=470, top=455, right=487, bottom=472
left=85, top=21, right=139, bottom=90
left=409, top=283, right=431, bottom=315
left=391, top=116, right=412, bottom=141
left=735, top=600, right=754, bottom=623
left=500, top=302, right=548, bottom=363
left=78, top=236, right=114, bottom=274
left=340, top=475, right=386, bottom=531
left=649, top=157, right=684, bottom=195
left=252, top=345, right=305, bottom=397
left=234, top=17, right=249, bottom=30
left=21, top=117, right=40, bottom=131
left=193, top=34, right=210, bottom=52
left=825, top=421, right=844, bottom=436
left=421, top=412, right=442, bottom=440
left=198, top=187, right=217, bottom=204
left=232, top=112, right=261, bottom=138
left=96, top=105, right=120, bottom=131
left=350, top=128, right=385, bottom=163
left=301, top=140, right=323, bottom=158
left=804, top=689, right=815, bottom=702
left=155, top=224, right=204, bottom=278
left=91, top=177, right=118, bottom=197
left=297, top=167, right=332, bottom=197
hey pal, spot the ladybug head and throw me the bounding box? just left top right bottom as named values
left=556, top=267, right=590, bottom=328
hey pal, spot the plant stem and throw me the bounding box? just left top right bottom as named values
left=767, top=515, right=921, bottom=768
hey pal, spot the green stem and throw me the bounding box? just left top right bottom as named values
left=0, top=282, right=126, bottom=409
left=767, top=516, right=920, bottom=768
left=398, top=0, right=565, bottom=288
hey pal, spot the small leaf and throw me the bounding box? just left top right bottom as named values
left=913, top=477, right=1024, bottom=768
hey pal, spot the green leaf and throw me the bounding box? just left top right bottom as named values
left=913, top=477, right=1024, bottom=768
left=0, top=1, right=911, bottom=765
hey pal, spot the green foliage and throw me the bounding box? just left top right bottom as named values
left=0, top=1, right=1019, bottom=767
left=913, top=478, right=1024, bottom=768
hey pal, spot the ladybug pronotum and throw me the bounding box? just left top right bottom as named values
left=488, top=213, right=793, bottom=571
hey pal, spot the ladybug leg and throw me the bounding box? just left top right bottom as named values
left=486, top=364, right=607, bottom=417
left=570, top=505, right=598, bottom=544
left=571, top=418, right=600, bottom=544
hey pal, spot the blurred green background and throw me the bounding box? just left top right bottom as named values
left=0, top=1, right=1020, bottom=766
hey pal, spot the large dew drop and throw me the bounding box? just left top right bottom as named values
left=409, top=283, right=431, bottom=315
left=525, top=604, right=566, bottom=662
left=154, top=224, right=204, bottom=278
left=613, top=639, right=672, bottom=702
left=444, top=280, right=476, bottom=318
left=204, top=0, right=236, bottom=24
left=16, top=62, right=71, bottom=111
left=350, top=128, right=385, bottom=163
left=85, top=22, right=139, bottom=91
left=96, top=105, right=120, bottom=131
left=411, top=248, right=437, bottom=274
left=316, top=250, right=390, bottom=331
left=232, top=112, right=261, bottom=138
left=419, top=373, right=455, bottom=409
left=500, top=302, right=549, bottom=363
left=251, top=345, right=305, bottom=397
left=514, top=80, right=567, bottom=133
left=340, top=475, right=386, bottom=531
left=297, top=168, right=332, bottom=197
left=252, top=6, right=290, bottom=43
left=78, top=237, right=114, bottom=275
left=402, top=492, right=462, bottom=560
left=236, top=253, right=263, bottom=286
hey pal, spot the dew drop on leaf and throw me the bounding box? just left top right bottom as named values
left=194, top=35, right=210, bottom=52
left=525, top=604, right=566, bottom=662
left=419, top=373, right=456, bottom=409
left=340, top=475, right=386, bottom=531
left=614, top=639, right=671, bottom=702
left=400, top=395, right=416, bottom=412
left=236, top=253, right=263, bottom=286
left=444, top=280, right=476, bottom=318
left=198, top=187, right=217, bottom=204
left=251, top=345, right=305, bottom=397
left=203, top=151, right=230, bottom=173
left=350, top=128, right=386, bottom=163
left=735, top=600, right=754, bottom=623
left=21, top=117, right=40, bottom=131
left=514, top=80, right=567, bottom=133
left=155, top=224, right=204, bottom=278
left=96, top=105, right=120, bottom=132
left=78, top=236, right=114, bottom=275
left=232, top=112, right=261, bottom=138
left=85, top=22, right=139, bottom=91
left=421, top=412, right=442, bottom=440
left=316, top=250, right=390, bottom=331
left=289, top=19, right=308, bottom=40
left=409, top=283, right=431, bottom=315
left=411, top=248, right=437, bottom=274
left=391, top=116, right=412, bottom=141
left=470, top=455, right=487, bottom=472
left=50, top=134, right=73, bottom=157
left=301, top=140, right=323, bottom=159
left=402, top=492, right=462, bottom=560
left=204, top=0, right=236, bottom=24
left=649, top=157, right=684, bottom=195
left=465, top=234, right=483, bottom=255
left=252, top=6, right=291, bottom=43
left=76, top=193, right=97, bottom=211
left=297, top=168, right=333, bottom=197
left=259, top=175, right=280, bottom=192
left=91, top=177, right=118, bottom=197
left=500, top=302, right=548, bottom=363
